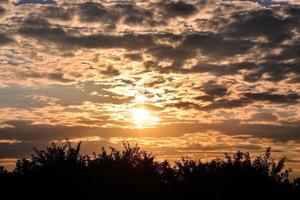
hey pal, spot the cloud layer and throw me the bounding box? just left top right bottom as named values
left=1, top=0, right=300, bottom=174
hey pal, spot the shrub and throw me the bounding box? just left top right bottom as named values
left=0, top=142, right=299, bottom=200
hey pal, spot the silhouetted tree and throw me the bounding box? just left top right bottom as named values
left=0, top=142, right=299, bottom=200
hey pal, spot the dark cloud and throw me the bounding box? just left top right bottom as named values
left=124, top=53, right=143, bottom=61
left=203, top=98, right=250, bottom=110
left=100, top=66, right=120, bottom=77
left=145, top=33, right=255, bottom=69
left=0, top=33, right=13, bottom=45
left=171, top=90, right=299, bottom=111
left=18, top=17, right=67, bottom=42
left=1, top=119, right=300, bottom=147
left=236, top=0, right=292, bottom=7
left=152, top=57, right=300, bottom=84
left=0, top=6, right=5, bottom=15
left=225, top=9, right=291, bottom=43
left=244, top=92, right=300, bottom=104
left=18, top=16, right=155, bottom=50
left=0, top=84, right=133, bottom=108
left=196, top=81, right=228, bottom=101
left=269, top=43, right=300, bottom=61
left=147, top=44, right=196, bottom=65
left=194, top=61, right=256, bottom=75
left=217, top=120, right=300, bottom=142
left=180, top=33, right=254, bottom=59
left=167, top=98, right=249, bottom=111
left=35, top=2, right=163, bottom=30
left=259, top=62, right=297, bottom=82
left=75, top=2, right=161, bottom=27
left=285, top=6, right=300, bottom=25
left=14, top=0, right=56, bottom=6
left=230, top=0, right=273, bottom=7
left=77, top=2, right=119, bottom=24
left=114, top=3, right=160, bottom=26
left=18, top=70, right=73, bottom=83
left=251, top=112, right=278, bottom=121
left=42, top=5, right=73, bottom=21
left=0, top=120, right=96, bottom=143
left=164, top=1, right=197, bottom=17
left=71, top=34, right=155, bottom=50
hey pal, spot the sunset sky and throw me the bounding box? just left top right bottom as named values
left=1, top=0, right=300, bottom=175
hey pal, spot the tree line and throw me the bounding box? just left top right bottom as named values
left=0, top=142, right=300, bottom=199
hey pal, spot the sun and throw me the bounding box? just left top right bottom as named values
left=131, top=108, right=149, bottom=123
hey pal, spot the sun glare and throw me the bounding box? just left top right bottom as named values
left=131, top=108, right=149, bottom=123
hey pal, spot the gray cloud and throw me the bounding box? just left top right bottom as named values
left=1, top=119, right=300, bottom=145
left=0, top=84, right=133, bottom=109
left=77, top=2, right=119, bottom=24
left=180, top=33, right=254, bottom=59
left=251, top=112, right=278, bottom=121
left=18, top=16, right=155, bottom=50
left=244, top=92, right=300, bottom=104
left=14, top=0, right=55, bottom=6
left=170, top=90, right=299, bottom=111
left=164, top=0, right=198, bottom=17
left=225, top=9, right=292, bottom=43
left=196, top=81, right=228, bottom=101
left=0, top=33, right=13, bottom=45
left=42, top=5, right=73, bottom=21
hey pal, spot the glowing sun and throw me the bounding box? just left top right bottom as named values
left=131, top=108, right=149, bottom=123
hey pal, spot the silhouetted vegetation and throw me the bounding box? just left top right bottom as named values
left=0, top=142, right=299, bottom=199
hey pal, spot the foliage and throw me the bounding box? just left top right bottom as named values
left=0, top=142, right=299, bottom=200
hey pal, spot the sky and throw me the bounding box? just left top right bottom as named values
left=1, top=0, right=300, bottom=175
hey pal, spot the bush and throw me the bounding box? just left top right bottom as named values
left=0, top=142, right=299, bottom=200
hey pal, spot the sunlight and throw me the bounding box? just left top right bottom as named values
left=134, top=94, right=147, bottom=104
left=130, top=107, right=160, bottom=128
left=131, top=108, right=149, bottom=123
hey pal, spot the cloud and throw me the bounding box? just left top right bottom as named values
left=253, top=0, right=273, bottom=6
left=251, top=112, right=278, bottom=121
left=18, top=16, right=155, bottom=50
left=234, top=0, right=273, bottom=6
left=164, top=1, right=198, bottom=17
left=170, top=90, right=299, bottom=111
left=42, top=5, right=73, bottom=21
left=196, top=80, right=228, bottom=101
left=0, top=33, right=13, bottom=45
left=0, top=6, right=5, bottom=15
left=225, top=9, right=291, bottom=43
left=0, top=84, right=133, bottom=109
left=244, top=92, right=300, bottom=104
left=18, top=71, right=73, bottom=83
left=124, top=53, right=143, bottom=61
left=14, top=0, right=55, bottom=5
left=18, top=17, right=67, bottom=41
left=100, top=66, right=120, bottom=77
left=169, top=98, right=250, bottom=111
left=1, top=0, right=300, bottom=166
left=180, top=33, right=254, bottom=58
left=77, top=2, right=119, bottom=24
left=1, top=119, right=300, bottom=144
